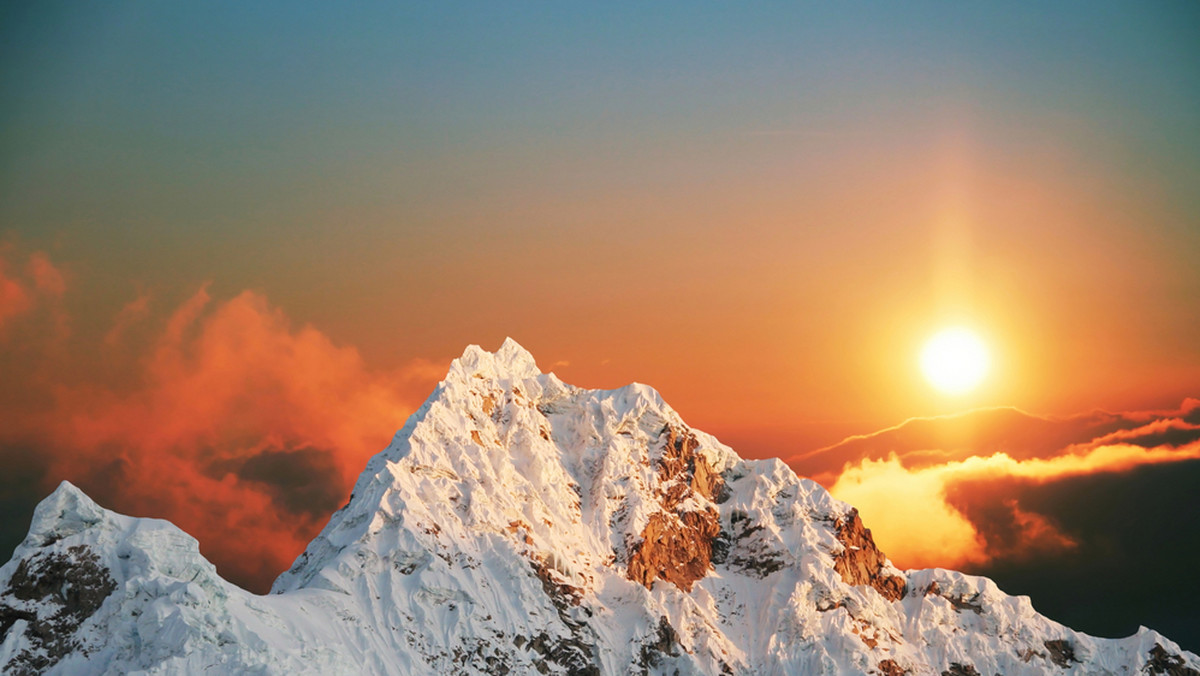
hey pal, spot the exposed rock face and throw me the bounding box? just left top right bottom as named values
left=1146, top=644, right=1200, bottom=676
left=655, top=427, right=724, bottom=503
left=510, top=630, right=599, bottom=676
left=0, top=545, right=116, bottom=676
left=627, top=427, right=724, bottom=592
left=833, top=508, right=907, bottom=602
left=877, top=659, right=910, bottom=676
left=654, top=426, right=725, bottom=506
left=636, top=616, right=682, bottom=673
left=918, top=580, right=983, bottom=614
left=627, top=511, right=721, bottom=592
left=1043, top=639, right=1078, bottom=668
left=719, top=509, right=787, bottom=578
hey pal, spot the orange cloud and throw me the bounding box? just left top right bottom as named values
left=0, top=260, right=32, bottom=329
left=0, top=272, right=444, bottom=591
left=0, top=248, right=65, bottom=332
left=103, top=292, right=152, bottom=349
left=1002, top=500, right=1077, bottom=558
left=828, top=453, right=989, bottom=568
left=829, top=438, right=1200, bottom=570
left=792, top=406, right=1155, bottom=485
left=59, top=288, right=438, bottom=465
left=1089, top=416, right=1200, bottom=448
left=27, top=252, right=66, bottom=297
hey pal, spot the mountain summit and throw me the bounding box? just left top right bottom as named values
left=2, top=340, right=1196, bottom=675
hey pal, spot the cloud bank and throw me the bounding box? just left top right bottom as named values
left=0, top=247, right=443, bottom=591
left=828, top=432, right=1200, bottom=568
left=798, top=401, right=1200, bottom=650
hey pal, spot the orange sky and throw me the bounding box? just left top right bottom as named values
left=4, top=7, right=1199, bottom=459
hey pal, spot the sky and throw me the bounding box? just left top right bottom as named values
left=2, top=0, right=1199, bottom=652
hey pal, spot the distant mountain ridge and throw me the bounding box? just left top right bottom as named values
left=2, top=339, right=1197, bottom=675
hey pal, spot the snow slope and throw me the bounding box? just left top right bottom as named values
left=2, top=339, right=1196, bottom=675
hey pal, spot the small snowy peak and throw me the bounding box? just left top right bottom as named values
left=8, top=482, right=231, bottom=596
left=447, top=337, right=542, bottom=383
left=3, top=484, right=236, bottom=675
left=23, top=480, right=106, bottom=549
left=496, top=337, right=542, bottom=376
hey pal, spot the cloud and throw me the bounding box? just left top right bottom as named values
left=49, top=288, right=443, bottom=588
left=940, top=492, right=1079, bottom=564
left=792, top=401, right=1200, bottom=571
left=967, top=460, right=1200, bottom=653
left=58, top=288, right=393, bottom=460
left=807, top=399, right=1200, bottom=652
left=103, top=291, right=152, bottom=349
left=0, top=247, right=66, bottom=333
left=828, top=434, right=1200, bottom=570
left=1089, top=417, right=1200, bottom=449
left=0, top=262, right=33, bottom=329
left=1182, top=398, right=1200, bottom=425
left=816, top=402, right=1200, bottom=651
left=793, top=406, right=1155, bottom=485
left=27, top=252, right=66, bottom=297
left=0, top=259, right=445, bottom=591
left=229, top=446, right=346, bottom=518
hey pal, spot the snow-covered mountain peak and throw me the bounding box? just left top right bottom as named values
left=271, top=339, right=715, bottom=601
left=23, top=481, right=105, bottom=549
left=3, top=340, right=1199, bottom=675
left=448, top=337, right=543, bottom=384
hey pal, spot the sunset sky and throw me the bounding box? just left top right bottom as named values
left=2, top=1, right=1199, bottom=652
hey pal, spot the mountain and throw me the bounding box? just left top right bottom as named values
left=2, top=339, right=1196, bottom=675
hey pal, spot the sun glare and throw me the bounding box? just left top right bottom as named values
left=920, top=327, right=990, bottom=395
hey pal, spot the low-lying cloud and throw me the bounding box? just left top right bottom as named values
left=805, top=401, right=1200, bottom=650
left=793, top=405, right=1179, bottom=486
left=828, top=433, right=1200, bottom=569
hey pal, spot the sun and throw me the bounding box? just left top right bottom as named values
left=920, top=327, right=990, bottom=395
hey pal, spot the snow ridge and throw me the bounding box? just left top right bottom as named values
left=1, top=339, right=1197, bottom=675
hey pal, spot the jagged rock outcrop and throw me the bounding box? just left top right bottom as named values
left=1042, top=638, right=1078, bottom=668
left=833, top=508, right=907, bottom=602
left=0, top=545, right=116, bottom=675
left=627, top=427, right=724, bottom=592
left=1145, top=644, right=1200, bottom=676
left=1, top=339, right=1197, bottom=675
